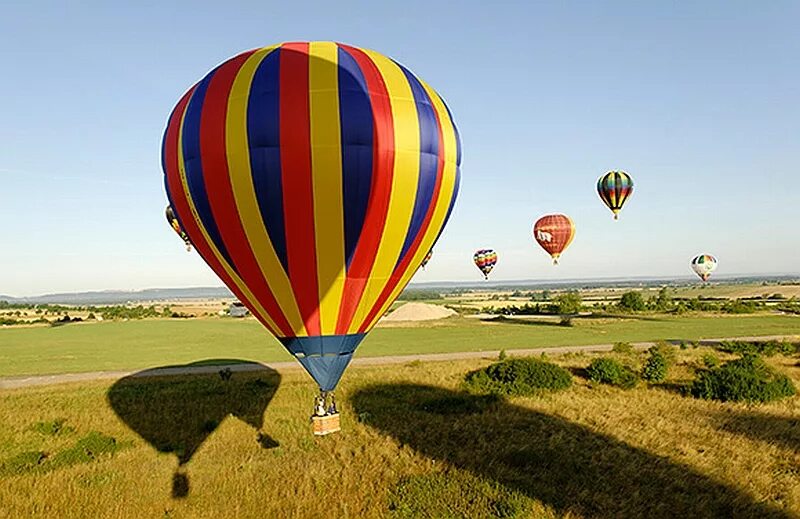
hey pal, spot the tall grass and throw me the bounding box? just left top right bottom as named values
left=0, top=349, right=797, bottom=517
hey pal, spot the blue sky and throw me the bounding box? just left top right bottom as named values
left=1, top=1, right=798, bottom=296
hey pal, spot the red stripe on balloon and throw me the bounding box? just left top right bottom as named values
left=198, top=50, right=294, bottom=337
left=335, top=45, right=396, bottom=334
left=279, top=43, right=321, bottom=336
left=358, top=89, right=447, bottom=333
left=163, top=87, right=278, bottom=335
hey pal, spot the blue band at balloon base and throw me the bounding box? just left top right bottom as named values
left=279, top=334, right=366, bottom=392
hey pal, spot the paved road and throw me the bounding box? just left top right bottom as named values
left=0, top=334, right=796, bottom=390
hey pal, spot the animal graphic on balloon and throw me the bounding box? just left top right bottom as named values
left=162, top=42, right=461, bottom=433
left=533, top=214, right=575, bottom=265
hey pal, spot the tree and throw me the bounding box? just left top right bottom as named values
left=650, top=287, right=673, bottom=312
left=618, top=291, right=646, bottom=312
left=550, top=292, right=582, bottom=325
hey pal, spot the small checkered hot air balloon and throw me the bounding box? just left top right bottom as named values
left=420, top=250, right=433, bottom=270
left=597, top=170, right=634, bottom=220
left=162, top=42, right=461, bottom=423
left=473, top=249, right=497, bottom=280
left=533, top=214, right=575, bottom=264
left=691, top=254, right=717, bottom=282
left=165, top=205, right=192, bottom=251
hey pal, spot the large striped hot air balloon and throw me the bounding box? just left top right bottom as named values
left=473, top=249, right=497, bottom=280
left=597, top=170, right=633, bottom=220
left=533, top=214, right=575, bottom=264
left=691, top=254, right=717, bottom=282
left=162, top=42, right=461, bottom=418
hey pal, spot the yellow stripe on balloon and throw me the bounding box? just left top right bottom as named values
left=308, top=41, right=347, bottom=335
left=224, top=45, right=307, bottom=336
left=348, top=50, right=421, bottom=333
left=174, top=99, right=281, bottom=335
left=364, top=82, right=459, bottom=330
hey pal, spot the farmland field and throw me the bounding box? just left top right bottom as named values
left=1, top=314, right=800, bottom=377
left=1, top=347, right=798, bottom=518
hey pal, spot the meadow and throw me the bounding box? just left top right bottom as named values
left=1, top=314, right=800, bottom=377
left=1, top=346, right=798, bottom=518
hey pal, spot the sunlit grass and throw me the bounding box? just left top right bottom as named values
left=0, top=347, right=798, bottom=518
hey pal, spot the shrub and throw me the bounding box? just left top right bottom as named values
left=618, top=291, right=646, bottom=312
left=465, top=358, right=572, bottom=396
left=690, top=354, right=796, bottom=403
left=586, top=358, right=638, bottom=389
left=701, top=353, right=720, bottom=369
left=641, top=348, right=669, bottom=383
left=498, top=349, right=507, bottom=361
left=32, top=419, right=73, bottom=436
left=612, top=342, right=634, bottom=355
left=716, top=340, right=799, bottom=357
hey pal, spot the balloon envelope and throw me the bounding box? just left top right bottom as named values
left=533, top=214, right=575, bottom=263
left=162, top=42, right=461, bottom=391
left=473, top=249, right=497, bottom=279
left=691, top=254, right=717, bottom=281
left=597, top=170, right=633, bottom=219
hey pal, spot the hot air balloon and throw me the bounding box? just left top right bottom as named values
left=691, top=254, right=717, bottom=282
left=166, top=205, right=192, bottom=251
left=420, top=250, right=433, bottom=270
left=162, top=42, right=461, bottom=431
left=533, top=214, right=575, bottom=264
left=473, top=249, right=497, bottom=280
left=597, top=170, right=633, bottom=220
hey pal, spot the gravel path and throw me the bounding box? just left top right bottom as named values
left=1, top=334, right=796, bottom=390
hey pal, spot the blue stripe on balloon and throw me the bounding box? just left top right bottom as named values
left=440, top=97, right=462, bottom=167
left=395, top=64, right=440, bottom=268
left=437, top=166, right=461, bottom=240
left=338, top=46, right=374, bottom=270
left=180, top=68, right=234, bottom=267
left=246, top=49, right=290, bottom=273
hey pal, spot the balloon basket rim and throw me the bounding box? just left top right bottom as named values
left=311, top=413, right=341, bottom=436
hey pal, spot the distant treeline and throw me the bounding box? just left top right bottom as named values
left=484, top=288, right=800, bottom=316
left=0, top=302, right=196, bottom=327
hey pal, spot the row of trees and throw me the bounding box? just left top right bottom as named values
left=485, top=288, right=778, bottom=318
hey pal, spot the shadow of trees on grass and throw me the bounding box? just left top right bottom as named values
left=352, top=384, right=790, bottom=518
left=108, top=360, right=280, bottom=498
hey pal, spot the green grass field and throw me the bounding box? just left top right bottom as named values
left=1, top=348, right=798, bottom=518
left=1, top=314, right=799, bottom=377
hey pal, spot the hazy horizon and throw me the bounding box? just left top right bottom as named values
left=2, top=1, right=798, bottom=295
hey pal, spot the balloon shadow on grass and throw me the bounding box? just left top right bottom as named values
left=712, top=410, right=800, bottom=452
left=352, top=384, right=791, bottom=518
left=108, top=360, right=280, bottom=498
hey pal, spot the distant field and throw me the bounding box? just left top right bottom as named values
left=1, top=314, right=800, bottom=377
left=0, top=348, right=797, bottom=517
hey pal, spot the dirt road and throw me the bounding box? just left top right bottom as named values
left=1, top=334, right=796, bottom=390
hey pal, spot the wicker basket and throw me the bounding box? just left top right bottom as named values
left=311, top=413, right=341, bottom=436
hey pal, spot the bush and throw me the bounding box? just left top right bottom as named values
left=641, top=348, right=669, bottom=383
left=618, top=291, right=646, bottom=312
left=716, top=340, right=799, bottom=357
left=465, top=358, right=572, bottom=396
left=701, top=353, right=720, bottom=369
left=690, top=354, right=796, bottom=403
left=612, top=342, right=634, bottom=355
left=586, top=358, right=638, bottom=389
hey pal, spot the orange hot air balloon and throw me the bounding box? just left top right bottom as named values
left=533, top=214, right=575, bottom=264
